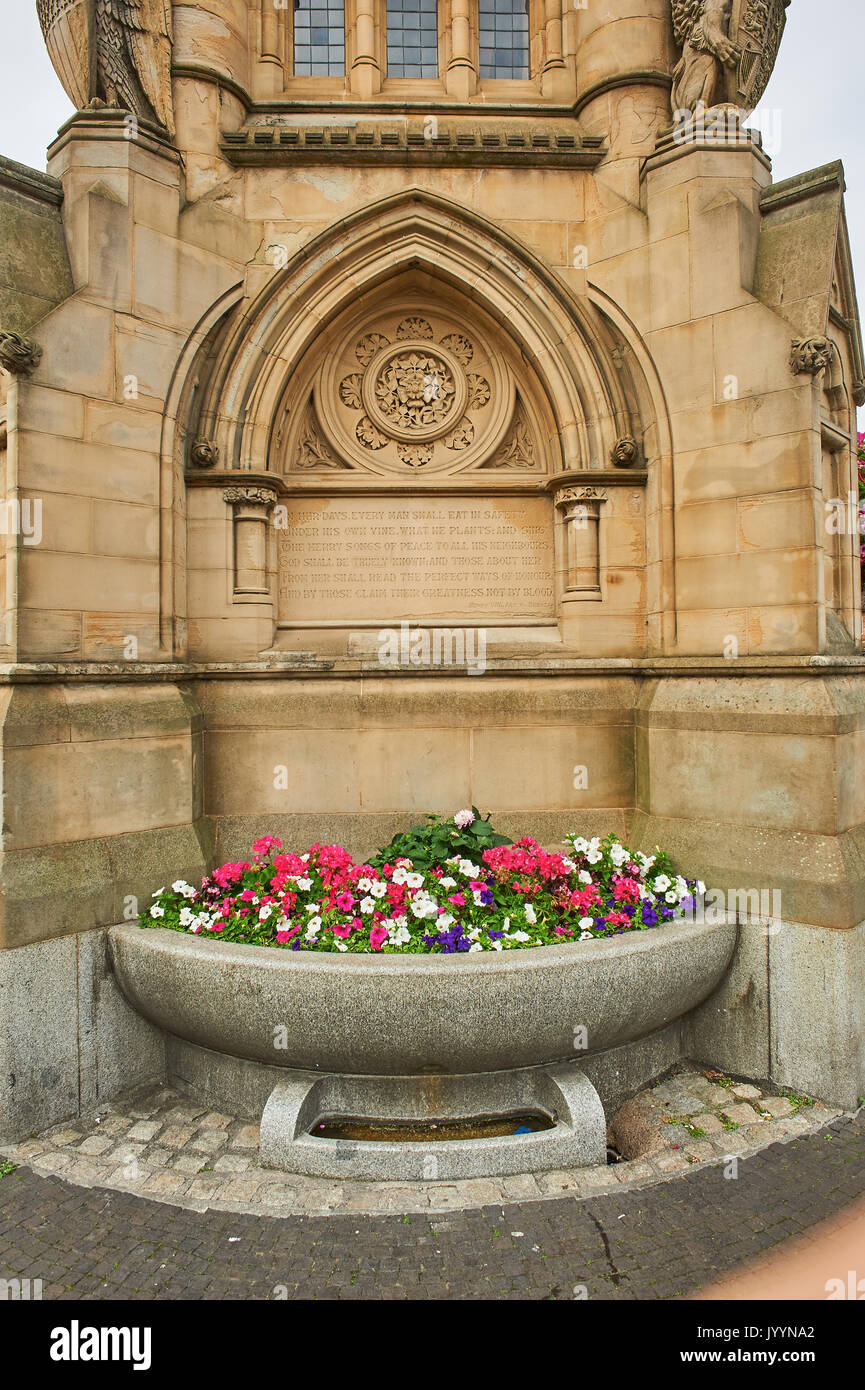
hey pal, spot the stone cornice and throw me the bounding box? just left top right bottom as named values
left=3, top=655, right=865, bottom=686
left=220, top=123, right=605, bottom=168
left=0, top=154, right=64, bottom=207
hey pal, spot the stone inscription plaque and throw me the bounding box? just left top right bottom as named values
left=278, top=496, right=555, bottom=622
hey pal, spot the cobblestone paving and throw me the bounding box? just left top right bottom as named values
left=0, top=1070, right=839, bottom=1217
left=1, top=1112, right=863, bottom=1300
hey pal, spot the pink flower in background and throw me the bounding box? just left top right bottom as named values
left=370, top=925, right=388, bottom=951
left=332, top=923, right=352, bottom=939
left=335, top=891, right=355, bottom=912
left=252, top=835, right=282, bottom=859
left=276, top=927, right=300, bottom=943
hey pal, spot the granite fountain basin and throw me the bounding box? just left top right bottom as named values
left=108, top=917, right=736, bottom=1077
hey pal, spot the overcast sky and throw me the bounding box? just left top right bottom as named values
left=1, top=2, right=862, bottom=294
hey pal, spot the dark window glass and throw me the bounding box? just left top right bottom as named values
left=294, top=0, right=345, bottom=75
left=386, top=0, right=438, bottom=78
left=478, top=0, right=529, bottom=79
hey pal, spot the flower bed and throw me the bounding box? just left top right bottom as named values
left=143, top=810, right=704, bottom=955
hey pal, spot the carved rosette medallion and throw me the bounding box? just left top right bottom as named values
left=315, top=308, right=512, bottom=474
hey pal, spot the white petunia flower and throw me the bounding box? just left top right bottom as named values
left=509, top=930, right=530, bottom=942
left=405, top=872, right=424, bottom=890
left=491, top=940, right=503, bottom=951
left=356, top=877, right=373, bottom=893
left=571, top=837, right=589, bottom=854
left=360, top=896, right=376, bottom=915
left=468, top=942, right=484, bottom=952
left=437, top=913, right=455, bottom=929
left=654, top=874, right=671, bottom=893
left=439, top=876, right=457, bottom=889
left=586, top=850, right=603, bottom=865
left=392, top=868, right=409, bottom=886
left=578, top=916, right=594, bottom=930
left=579, top=930, right=595, bottom=941
left=151, top=888, right=165, bottom=897
left=524, top=903, right=537, bottom=925
left=578, top=870, right=593, bottom=885
left=307, top=915, right=321, bottom=933
left=259, top=905, right=274, bottom=921
left=179, top=907, right=195, bottom=926
left=172, top=880, right=197, bottom=898
left=150, top=905, right=164, bottom=918
left=665, top=890, right=678, bottom=904
left=458, top=859, right=480, bottom=877
left=370, top=881, right=388, bottom=899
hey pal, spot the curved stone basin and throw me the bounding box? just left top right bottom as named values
left=109, top=918, right=736, bottom=1076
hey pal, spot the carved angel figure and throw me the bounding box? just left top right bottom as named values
left=37, top=0, right=174, bottom=137
left=670, top=0, right=741, bottom=113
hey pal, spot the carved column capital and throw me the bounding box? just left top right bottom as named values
left=223, top=486, right=278, bottom=509
left=0, top=331, right=42, bottom=376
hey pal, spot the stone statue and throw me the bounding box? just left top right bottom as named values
left=37, top=0, right=174, bottom=138
left=670, top=0, right=790, bottom=117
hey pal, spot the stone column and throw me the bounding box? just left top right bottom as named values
left=224, top=486, right=277, bottom=595
left=351, top=0, right=382, bottom=97
left=447, top=0, right=476, bottom=100
left=556, top=485, right=606, bottom=598
left=541, top=0, right=568, bottom=100
left=258, top=0, right=286, bottom=96
left=574, top=0, right=674, bottom=171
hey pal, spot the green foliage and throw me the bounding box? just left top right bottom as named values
left=0, top=1161, right=17, bottom=1178
left=370, top=807, right=511, bottom=870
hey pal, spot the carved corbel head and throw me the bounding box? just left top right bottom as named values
left=0, top=331, right=42, bottom=376
left=790, top=337, right=835, bottom=377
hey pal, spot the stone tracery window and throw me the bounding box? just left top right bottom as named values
left=386, top=0, right=439, bottom=79
left=293, top=0, right=346, bottom=76
left=478, top=0, right=529, bottom=80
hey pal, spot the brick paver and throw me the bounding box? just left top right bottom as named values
left=1, top=1113, right=863, bottom=1300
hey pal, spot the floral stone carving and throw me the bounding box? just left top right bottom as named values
left=328, top=315, right=500, bottom=470
left=790, top=337, right=835, bottom=376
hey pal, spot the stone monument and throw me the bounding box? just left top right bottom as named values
left=1, top=1, right=864, bottom=1146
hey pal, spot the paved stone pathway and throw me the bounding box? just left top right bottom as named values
left=1, top=1112, right=863, bottom=1299
left=0, top=1069, right=839, bottom=1216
